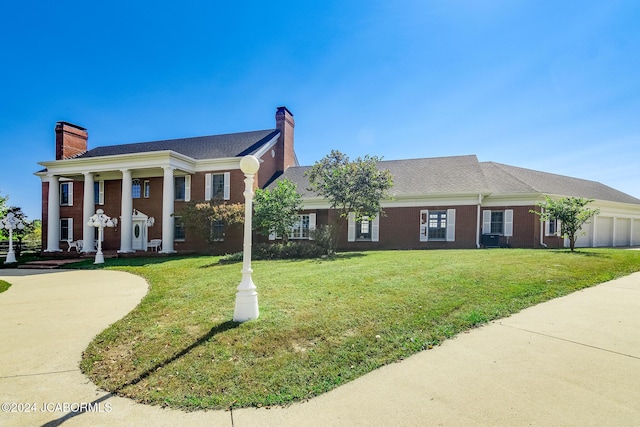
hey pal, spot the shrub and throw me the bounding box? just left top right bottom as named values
left=310, top=224, right=334, bottom=256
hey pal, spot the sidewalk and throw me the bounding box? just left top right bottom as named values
left=1, top=269, right=639, bottom=426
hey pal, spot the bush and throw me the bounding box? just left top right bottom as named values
left=221, top=242, right=327, bottom=263
left=310, top=224, right=335, bottom=256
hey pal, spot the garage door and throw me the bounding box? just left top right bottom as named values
left=595, top=216, right=614, bottom=247
left=615, top=218, right=631, bottom=246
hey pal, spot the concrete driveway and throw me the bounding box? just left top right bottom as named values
left=1, top=268, right=639, bottom=426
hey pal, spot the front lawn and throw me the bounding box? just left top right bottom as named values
left=80, top=249, right=640, bottom=410
left=0, top=280, right=10, bottom=293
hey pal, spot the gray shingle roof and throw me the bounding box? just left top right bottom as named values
left=481, top=162, right=640, bottom=204
left=274, top=155, right=640, bottom=205
left=77, top=129, right=280, bottom=160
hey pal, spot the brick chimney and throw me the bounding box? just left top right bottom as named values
left=55, top=122, right=88, bottom=160
left=275, top=106, right=296, bottom=173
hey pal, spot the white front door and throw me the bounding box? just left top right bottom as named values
left=132, top=220, right=147, bottom=250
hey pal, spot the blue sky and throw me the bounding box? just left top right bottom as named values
left=1, top=0, right=639, bottom=220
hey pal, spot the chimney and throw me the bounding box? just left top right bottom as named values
left=275, top=106, right=296, bottom=173
left=55, top=122, right=88, bottom=160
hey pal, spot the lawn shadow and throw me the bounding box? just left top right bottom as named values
left=552, top=249, right=610, bottom=258
left=41, top=320, right=239, bottom=427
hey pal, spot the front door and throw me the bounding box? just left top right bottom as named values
left=132, top=220, right=147, bottom=250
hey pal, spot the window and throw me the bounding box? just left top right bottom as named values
left=205, top=172, right=230, bottom=201
left=174, top=216, right=185, bottom=240
left=482, top=210, right=513, bottom=236
left=60, top=182, right=73, bottom=206
left=347, top=213, right=379, bottom=242
left=211, top=220, right=225, bottom=242
left=545, top=218, right=560, bottom=236
left=491, top=211, right=504, bottom=234
left=94, top=181, right=104, bottom=205
left=356, top=217, right=372, bottom=241
left=269, top=214, right=316, bottom=240
left=174, top=176, right=191, bottom=201
left=420, top=209, right=456, bottom=242
left=60, top=218, right=73, bottom=241
left=143, top=180, right=150, bottom=198
left=132, top=179, right=141, bottom=199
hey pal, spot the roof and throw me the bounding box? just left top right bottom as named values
left=274, top=155, right=489, bottom=198
left=481, top=162, right=640, bottom=204
left=76, top=129, right=280, bottom=160
left=274, top=155, right=640, bottom=205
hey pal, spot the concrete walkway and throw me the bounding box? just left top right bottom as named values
left=1, top=269, right=639, bottom=426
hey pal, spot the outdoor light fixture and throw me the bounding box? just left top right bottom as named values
left=87, top=209, right=117, bottom=264
left=233, top=155, right=261, bottom=322
left=2, top=212, right=25, bottom=264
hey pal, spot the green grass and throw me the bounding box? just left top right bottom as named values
left=0, top=280, right=10, bottom=293
left=79, top=249, right=640, bottom=410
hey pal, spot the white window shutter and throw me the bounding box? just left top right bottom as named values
left=205, top=173, right=212, bottom=201
left=98, top=181, right=105, bottom=205
left=371, top=215, right=380, bottom=242
left=482, top=210, right=491, bottom=234
left=446, top=209, right=456, bottom=242
left=223, top=172, right=231, bottom=200
left=68, top=218, right=74, bottom=240
left=420, top=210, right=429, bottom=242
left=308, top=213, right=316, bottom=240
left=556, top=220, right=562, bottom=236
left=544, top=220, right=551, bottom=236
left=347, top=213, right=356, bottom=242
left=68, top=182, right=74, bottom=206
left=184, top=175, right=191, bottom=202
left=269, top=230, right=276, bottom=240
left=504, top=209, right=513, bottom=237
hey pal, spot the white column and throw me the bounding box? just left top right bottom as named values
left=119, top=169, right=134, bottom=253
left=161, top=166, right=175, bottom=253
left=83, top=172, right=96, bottom=253
left=45, top=174, right=61, bottom=252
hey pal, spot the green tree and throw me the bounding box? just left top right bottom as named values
left=253, top=178, right=303, bottom=245
left=0, top=192, right=8, bottom=218
left=530, top=196, right=600, bottom=252
left=178, top=201, right=244, bottom=252
left=305, top=150, right=393, bottom=250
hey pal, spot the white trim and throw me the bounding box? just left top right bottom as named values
left=184, top=175, right=191, bottom=202
left=252, top=133, right=280, bottom=159
left=60, top=181, right=73, bottom=206
left=205, top=173, right=212, bottom=201
left=446, top=208, right=456, bottom=242
left=60, top=218, right=73, bottom=241
left=347, top=213, right=356, bottom=242
left=504, top=209, right=513, bottom=237
left=371, top=215, right=380, bottom=242
left=223, top=172, right=231, bottom=200
left=97, top=180, right=105, bottom=205
left=482, top=210, right=491, bottom=234
left=308, top=213, right=317, bottom=240
left=420, top=210, right=429, bottom=242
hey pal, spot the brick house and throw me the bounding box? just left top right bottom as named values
left=37, top=106, right=296, bottom=255
left=37, top=106, right=640, bottom=255
left=272, top=156, right=640, bottom=250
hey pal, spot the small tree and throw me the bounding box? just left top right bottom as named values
left=0, top=192, right=8, bottom=218
left=530, top=196, right=600, bottom=252
left=178, top=201, right=244, bottom=252
left=253, top=179, right=303, bottom=245
left=305, top=150, right=393, bottom=251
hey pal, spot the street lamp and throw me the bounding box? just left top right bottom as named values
left=87, top=209, right=117, bottom=264
left=2, top=212, right=24, bottom=264
left=233, top=155, right=261, bottom=322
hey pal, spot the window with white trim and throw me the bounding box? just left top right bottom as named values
left=482, top=209, right=513, bottom=236
left=348, top=213, right=380, bottom=242
left=174, top=216, right=185, bottom=240
left=132, top=179, right=142, bottom=199
left=269, top=213, right=317, bottom=240
left=210, top=220, right=225, bottom=242
left=60, top=182, right=73, bottom=206
left=94, top=181, right=104, bottom=205
left=545, top=218, right=560, bottom=236
left=143, top=180, right=150, bottom=198
left=420, top=209, right=456, bottom=242
left=205, top=172, right=230, bottom=201
left=60, top=218, right=73, bottom=241
left=174, top=176, right=191, bottom=201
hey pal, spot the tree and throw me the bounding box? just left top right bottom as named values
left=530, top=196, right=600, bottom=252
left=253, top=178, right=303, bottom=245
left=0, top=207, right=35, bottom=256
left=305, top=150, right=393, bottom=250
left=0, top=192, right=7, bottom=218
left=178, top=201, right=244, bottom=252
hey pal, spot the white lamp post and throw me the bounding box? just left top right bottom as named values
left=2, top=212, right=25, bottom=264
left=233, top=155, right=261, bottom=322
left=87, top=209, right=117, bottom=264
